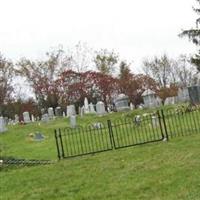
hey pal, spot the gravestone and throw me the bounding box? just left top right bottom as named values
left=31, top=114, right=35, bottom=122
left=138, top=104, right=144, bottom=109
left=114, top=94, right=130, bottom=112
left=14, top=114, right=19, bottom=124
left=66, top=105, right=76, bottom=117
left=34, top=132, right=45, bottom=141
left=70, top=115, right=76, bottom=128
left=0, top=117, right=7, bottom=133
left=134, top=115, right=141, bottom=126
left=151, top=115, right=159, bottom=128
left=164, top=97, right=176, bottom=105
left=130, top=103, right=134, bottom=110
left=41, top=108, right=45, bottom=115
left=62, top=112, right=66, bottom=117
left=80, top=106, right=84, bottom=117
left=141, top=89, right=158, bottom=108
left=96, top=101, right=106, bottom=116
left=41, top=113, right=49, bottom=123
left=89, top=103, right=96, bottom=113
left=23, top=112, right=31, bottom=123
left=177, top=87, right=190, bottom=103
left=84, top=97, right=89, bottom=114
left=8, top=119, right=14, bottom=125
left=48, top=107, right=54, bottom=119
left=4, top=117, right=9, bottom=125
left=188, top=85, right=200, bottom=104
left=93, top=122, right=104, bottom=129
left=55, top=106, right=62, bottom=116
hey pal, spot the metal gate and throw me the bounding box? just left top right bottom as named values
left=109, top=111, right=166, bottom=149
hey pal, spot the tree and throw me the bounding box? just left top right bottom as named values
left=117, top=60, right=157, bottom=106
left=179, top=0, right=200, bottom=71
left=142, top=55, right=180, bottom=103
left=94, top=49, right=119, bottom=75
left=0, top=53, right=13, bottom=107
left=143, top=54, right=174, bottom=88
left=57, top=70, right=118, bottom=110
left=16, top=47, right=72, bottom=109
left=68, top=42, right=94, bottom=72
left=172, top=55, right=197, bottom=86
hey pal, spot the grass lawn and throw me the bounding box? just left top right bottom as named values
left=1, top=107, right=200, bottom=199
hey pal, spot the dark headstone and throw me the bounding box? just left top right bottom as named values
left=188, top=85, right=200, bottom=104
left=34, top=132, right=45, bottom=141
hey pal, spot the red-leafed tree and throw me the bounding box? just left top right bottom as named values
left=57, top=70, right=118, bottom=109
left=118, top=61, right=157, bottom=107
left=17, top=48, right=72, bottom=109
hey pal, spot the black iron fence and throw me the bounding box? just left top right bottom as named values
left=55, top=106, right=200, bottom=159
left=55, top=122, right=112, bottom=159
left=55, top=111, right=167, bottom=159
left=163, top=106, right=200, bottom=138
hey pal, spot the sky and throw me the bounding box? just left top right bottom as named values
left=0, top=0, right=198, bottom=72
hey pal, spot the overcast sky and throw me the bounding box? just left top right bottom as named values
left=0, top=0, right=198, bottom=72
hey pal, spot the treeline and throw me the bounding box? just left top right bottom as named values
left=0, top=43, right=199, bottom=118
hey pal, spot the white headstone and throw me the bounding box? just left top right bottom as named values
left=31, top=114, right=35, bottom=122
left=48, top=107, right=54, bottom=119
left=67, top=105, right=76, bottom=117
left=62, top=112, right=66, bottom=117
left=14, top=114, right=19, bottom=124
left=41, top=113, right=49, bottom=123
left=23, top=112, right=31, bottom=123
left=141, top=89, right=158, bottom=108
left=151, top=116, right=159, bottom=127
left=70, top=115, right=76, bottom=128
left=84, top=97, right=89, bottom=114
left=89, top=103, right=96, bottom=113
left=0, top=117, right=7, bottom=133
left=130, top=103, right=134, bottom=110
left=96, top=101, right=106, bottom=116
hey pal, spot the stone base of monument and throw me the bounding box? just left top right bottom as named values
left=116, top=106, right=130, bottom=112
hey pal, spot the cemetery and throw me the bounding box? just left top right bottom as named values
left=1, top=0, right=200, bottom=198
left=1, top=100, right=200, bottom=199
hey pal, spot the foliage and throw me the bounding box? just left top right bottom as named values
left=0, top=53, right=14, bottom=108
left=57, top=70, right=118, bottom=109
left=179, top=0, right=200, bottom=71
left=0, top=98, right=39, bottom=119
left=94, top=49, right=119, bottom=75
left=142, top=54, right=193, bottom=103
left=16, top=48, right=71, bottom=109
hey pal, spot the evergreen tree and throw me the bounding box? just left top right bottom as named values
left=179, top=0, right=200, bottom=71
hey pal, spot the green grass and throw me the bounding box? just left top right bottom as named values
left=1, top=134, right=200, bottom=200
left=1, top=108, right=200, bottom=200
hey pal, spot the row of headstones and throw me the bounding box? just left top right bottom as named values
left=141, top=86, right=200, bottom=108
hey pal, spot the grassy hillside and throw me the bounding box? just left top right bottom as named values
left=1, top=106, right=200, bottom=200
left=1, top=134, right=200, bottom=200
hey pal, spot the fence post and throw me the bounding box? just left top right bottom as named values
left=161, top=109, right=169, bottom=141
left=58, top=128, right=65, bottom=158
left=157, top=110, right=165, bottom=140
left=107, top=120, right=115, bottom=149
left=54, top=130, right=61, bottom=160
